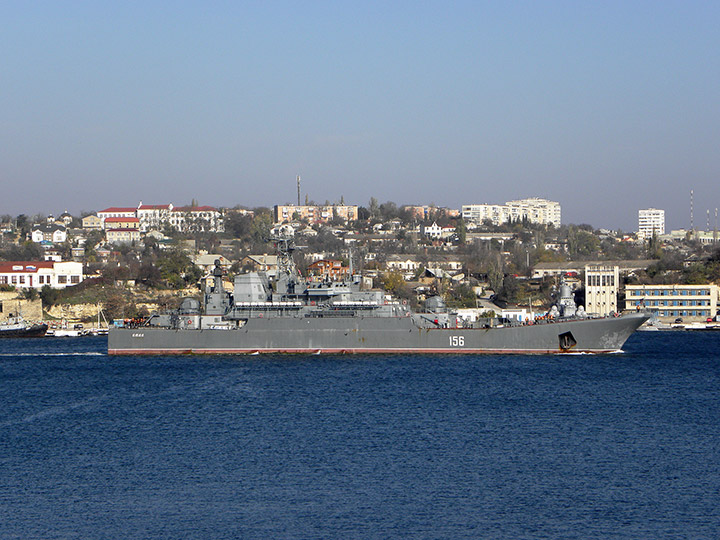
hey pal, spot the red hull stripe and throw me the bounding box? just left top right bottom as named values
left=108, top=347, right=620, bottom=355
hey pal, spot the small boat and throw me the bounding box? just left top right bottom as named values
left=0, top=314, right=48, bottom=338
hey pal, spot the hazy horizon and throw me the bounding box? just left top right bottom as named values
left=2, top=2, right=718, bottom=231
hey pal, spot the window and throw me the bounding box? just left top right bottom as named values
left=71, top=275, right=80, bottom=284
left=0, top=276, right=6, bottom=284
left=19, top=276, right=24, bottom=284
left=11, top=276, right=17, bottom=284
left=58, top=275, right=67, bottom=284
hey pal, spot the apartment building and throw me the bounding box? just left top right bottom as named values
left=638, top=208, right=665, bottom=240
left=274, top=204, right=358, bottom=224
left=462, top=198, right=561, bottom=227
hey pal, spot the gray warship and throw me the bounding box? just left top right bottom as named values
left=108, top=237, right=650, bottom=355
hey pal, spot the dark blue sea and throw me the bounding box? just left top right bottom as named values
left=1, top=333, right=719, bottom=539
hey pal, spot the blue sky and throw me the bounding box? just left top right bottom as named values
left=2, top=1, right=718, bottom=230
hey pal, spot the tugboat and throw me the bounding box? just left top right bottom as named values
left=109, top=236, right=651, bottom=355
left=0, top=313, right=49, bottom=338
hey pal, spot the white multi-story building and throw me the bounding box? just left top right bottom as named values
left=462, top=198, right=561, bottom=227
left=137, top=203, right=173, bottom=232
left=506, top=198, right=561, bottom=227
left=96, top=203, right=224, bottom=233
left=584, top=265, right=619, bottom=316
left=169, top=206, right=224, bottom=233
left=0, top=261, right=84, bottom=289
left=638, top=208, right=665, bottom=240
left=461, top=204, right=511, bottom=226
left=97, top=207, right=138, bottom=225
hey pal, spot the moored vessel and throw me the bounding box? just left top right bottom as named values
left=0, top=314, right=49, bottom=338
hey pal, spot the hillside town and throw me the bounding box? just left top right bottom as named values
left=2, top=196, right=719, bottom=329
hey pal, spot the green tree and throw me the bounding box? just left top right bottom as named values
left=157, top=249, right=199, bottom=289
left=495, top=275, right=519, bottom=305
left=445, top=283, right=476, bottom=308
left=455, top=218, right=467, bottom=245
left=250, top=212, right=272, bottom=246
left=369, top=197, right=380, bottom=219
left=225, top=212, right=253, bottom=238
left=40, top=285, right=60, bottom=307
left=20, top=287, right=39, bottom=301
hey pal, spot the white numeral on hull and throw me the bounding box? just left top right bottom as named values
left=450, top=335, right=464, bottom=347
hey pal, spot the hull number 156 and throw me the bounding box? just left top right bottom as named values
left=449, top=336, right=465, bottom=347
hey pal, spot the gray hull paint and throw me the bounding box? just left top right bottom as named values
left=108, top=312, right=649, bottom=355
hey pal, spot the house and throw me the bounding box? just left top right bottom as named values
left=420, top=222, right=443, bottom=239
left=419, top=267, right=466, bottom=285
left=193, top=254, right=232, bottom=274
left=82, top=215, right=102, bottom=229
left=240, top=254, right=279, bottom=277
left=58, top=211, right=74, bottom=226
left=307, top=260, right=350, bottom=281
left=95, top=248, right=111, bottom=262
left=386, top=255, right=421, bottom=273
left=0, top=261, right=84, bottom=289
left=71, top=247, right=85, bottom=261
left=145, top=230, right=169, bottom=241
left=297, top=227, right=318, bottom=237
left=31, top=224, right=67, bottom=244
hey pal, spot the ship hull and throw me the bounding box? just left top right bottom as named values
left=0, top=323, right=48, bottom=338
left=108, top=312, right=649, bottom=355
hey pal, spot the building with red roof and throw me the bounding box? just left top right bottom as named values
left=0, top=261, right=84, bottom=289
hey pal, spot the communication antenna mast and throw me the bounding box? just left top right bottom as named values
left=707, top=209, right=711, bottom=233
left=715, top=208, right=718, bottom=243
left=297, top=175, right=301, bottom=207
left=690, top=189, right=694, bottom=232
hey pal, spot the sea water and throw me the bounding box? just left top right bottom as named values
left=0, top=332, right=718, bottom=539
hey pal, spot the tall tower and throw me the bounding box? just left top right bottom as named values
left=690, top=189, right=694, bottom=232
left=297, top=175, right=301, bottom=207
